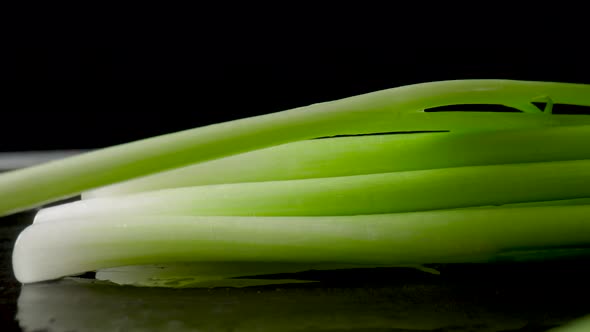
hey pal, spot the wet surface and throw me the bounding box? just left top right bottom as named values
left=2, top=212, right=590, bottom=331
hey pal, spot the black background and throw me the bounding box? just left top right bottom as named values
left=1, top=13, right=590, bottom=331
left=2, top=24, right=589, bottom=152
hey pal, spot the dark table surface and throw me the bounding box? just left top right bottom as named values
left=2, top=210, right=590, bottom=331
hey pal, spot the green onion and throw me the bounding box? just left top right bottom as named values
left=13, top=205, right=590, bottom=283
left=34, top=159, right=590, bottom=222
left=2, top=80, right=590, bottom=216
left=6, top=79, right=590, bottom=286
left=83, top=125, right=590, bottom=198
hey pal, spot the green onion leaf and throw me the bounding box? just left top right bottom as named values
left=2, top=80, right=590, bottom=216
left=84, top=125, right=590, bottom=198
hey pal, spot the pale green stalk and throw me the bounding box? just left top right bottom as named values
left=35, top=159, right=590, bottom=222
left=2, top=80, right=590, bottom=216
left=84, top=125, right=590, bottom=198
left=14, top=205, right=590, bottom=283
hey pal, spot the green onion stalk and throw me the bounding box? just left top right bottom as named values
left=3, top=79, right=590, bottom=286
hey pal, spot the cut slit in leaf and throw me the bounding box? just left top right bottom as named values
left=423, top=104, right=522, bottom=112
left=532, top=102, right=590, bottom=115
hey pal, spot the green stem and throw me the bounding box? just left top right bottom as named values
left=14, top=205, right=590, bottom=283
left=35, top=159, right=590, bottom=222
left=2, top=80, right=590, bottom=216
left=85, top=125, right=590, bottom=198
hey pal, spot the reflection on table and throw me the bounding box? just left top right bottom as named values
left=17, top=262, right=590, bottom=332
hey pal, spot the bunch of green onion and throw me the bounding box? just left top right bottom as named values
left=3, top=79, right=590, bottom=287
